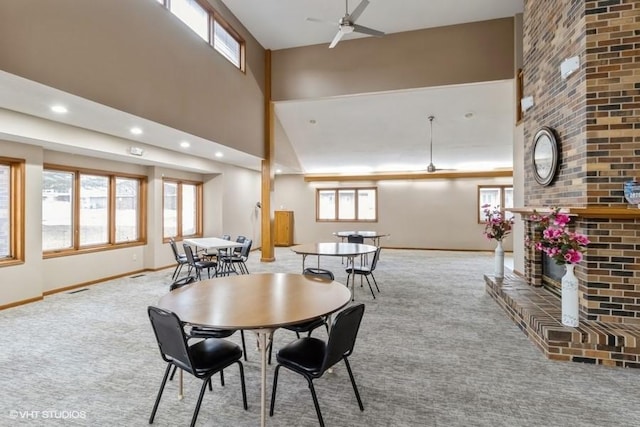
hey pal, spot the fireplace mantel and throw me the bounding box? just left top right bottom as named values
left=508, top=206, right=640, bottom=219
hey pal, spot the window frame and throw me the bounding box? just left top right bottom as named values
left=477, top=185, right=513, bottom=223
left=42, top=164, right=147, bottom=257
left=316, top=187, right=378, bottom=222
left=157, top=0, right=245, bottom=71
left=162, top=178, right=203, bottom=242
left=0, top=157, right=25, bottom=267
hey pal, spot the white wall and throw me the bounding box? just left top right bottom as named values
left=0, top=138, right=261, bottom=306
left=273, top=174, right=514, bottom=251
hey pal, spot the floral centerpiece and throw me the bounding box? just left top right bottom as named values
left=482, top=205, right=513, bottom=280
left=482, top=205, right=514, bottom=242
left=527, top=207, right=589, bottom=265
left=527, top=207, right=590, bottom=327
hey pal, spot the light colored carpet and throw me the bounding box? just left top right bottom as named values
left=0, top=248, right=639, bottom=427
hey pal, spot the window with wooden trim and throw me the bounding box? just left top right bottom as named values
left=163, top=179, right=203, bottom=240
left=156, top=0, right=245, bottom=71
left=0, top=158, right=25, bottom=266
left=316, top=187, right=377, bottom=222
left=42, top=166, right=146, bottom=254
left=478, top=185, right=513, bottom=223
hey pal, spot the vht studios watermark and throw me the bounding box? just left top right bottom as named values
left=9, top=410, right=86, bottom=420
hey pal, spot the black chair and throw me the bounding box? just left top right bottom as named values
left=169, top=276, right=247, bottom=362
left=183, top=243, right=217, bottom=280
left=345, top=246, right=381, bottom=300
left=347, top=234, right=364, bottom=244
left=147, top=306, right=248, bottom=427
left=269, top=303, right=366, bottom=427
left=219, top=238, right=252, bottom=275
left=169, top=237, right=189, bottom=280
left=268, top=268, right=333, bottom=364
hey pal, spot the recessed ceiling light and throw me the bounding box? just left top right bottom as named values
left=180, top=141, right=190, bottom=148
left=50, top=105, right=68, bottom=114
left=275, top=169, right=282, bottom=174
left=215, top=152, right=223, bottom=158
left=130, top=127, right=143, bottom=135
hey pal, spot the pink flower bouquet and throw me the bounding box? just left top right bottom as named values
left=527, top=207, right=589, bottom=265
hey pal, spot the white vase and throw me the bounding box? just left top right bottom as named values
left=494, top=240, right=504, bottom=279
left=561, top=264, right=579, bottom=327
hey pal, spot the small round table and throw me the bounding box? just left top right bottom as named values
left=333, top=230, right=389, bottom=247
left=157, top=272, right=351, bottom=427
left=290, top=242, right=378, bottom=271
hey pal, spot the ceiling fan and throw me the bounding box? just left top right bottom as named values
left=307, top=0, right=385, bottom=49
left=426, top=115, right=455, bottom=173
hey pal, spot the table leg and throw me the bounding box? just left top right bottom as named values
left=179, top=369, right=184, bottom=400
left=255, top=329, right=274, bottom=427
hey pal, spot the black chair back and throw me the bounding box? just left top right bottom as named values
left=148, top=306, right=193, bottom=374
left=182, top=243, right=198, bottom=267
left=240, top=239, right=252, bottom=257
left=234, top=236, right=247, bottom=254
left=221, top=234, right=231, bottom=240
left=169, top=237, right=181, bottom=262
left=303, top=268, right=335, bottom=280
left=321, top=303, right=365, bottom=372
left=347, top=234, right=364, bottom=244
left=370, top=247, right=382, bottom=271
left=169, top=276, right=196, bottom=291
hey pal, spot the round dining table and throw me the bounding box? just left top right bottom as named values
left=156, top=272, right=352, bottom=427
left=290, top=242, right=378, bottom=271
left=333, top=230, right=389, bottom=247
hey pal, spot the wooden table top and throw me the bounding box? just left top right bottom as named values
left=157, top=272, right=351, bottom=330
left=290, top=242, right=378, bottom=257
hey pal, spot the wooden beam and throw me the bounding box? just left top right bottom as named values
left=304, top=169, right=513, bottom=182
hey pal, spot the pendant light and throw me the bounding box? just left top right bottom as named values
left=427, top=115, right=436, bottom=173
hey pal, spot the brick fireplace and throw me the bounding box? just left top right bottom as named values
left=486, top=0, right=640, bottom=367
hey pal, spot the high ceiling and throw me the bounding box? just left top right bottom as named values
left=223, top=0, right=524, bottom=174
left=0, top=0, right=524, bottom=175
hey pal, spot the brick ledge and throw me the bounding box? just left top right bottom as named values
left=485, top=271, right=640, bottom=368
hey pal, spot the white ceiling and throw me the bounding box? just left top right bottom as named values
left=0, top=0, right=523, bottom=175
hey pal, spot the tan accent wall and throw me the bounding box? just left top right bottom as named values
left=0, top=0, right=265, bottom=158
left=271, top=18, right=515, bottom=101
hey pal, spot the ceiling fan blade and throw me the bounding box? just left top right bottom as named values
left=349, top=0, right=370, bottom=22
left=352, top=24, right=384, bottom=37
left=306, top=17, right=337, bottom=27
left=329, top=30, right=344, bottom=48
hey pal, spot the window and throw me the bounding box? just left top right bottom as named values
left=478, top=185, right=513, bottom=222
left=317, top=188, right=377, bottom=222
left=170, top=0, right=208, bottom=41
left=157, top=0, right=245, bottom=70
left=163, top=179, right=202, bottom=240
left=42, top=166, right=146, bottom=254
left=0, top=158, right=25, bottom=265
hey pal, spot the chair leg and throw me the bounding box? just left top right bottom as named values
left=343, top=357, right=364, bottom=411
left=240, top=330, right=247, bottom=361
left=268, top=332, right=274, bottom=365
left=371, top=273, right=380, bottom=292
left=364, top=276, right=376, bottom=299
left=169, top=365, right=178, bottom=381
left=236, top=361, right=248, bottom=410
left=190, top=376, right=211, bottom=427
left=269, top=364, right=281, bottom=416
left=149, top=363, right=172, bottom=424
left=220, top=369, right=225, bottom=387
left=304, top=375, right=325, bottom=427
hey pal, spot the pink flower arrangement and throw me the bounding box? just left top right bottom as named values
left=527, top=207, right=590, bottom=265
left=482, top=205, right=514, bottom=242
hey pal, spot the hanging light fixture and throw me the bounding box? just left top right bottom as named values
left=427, top=115, right=436, bottom=173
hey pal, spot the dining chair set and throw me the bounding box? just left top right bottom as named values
left=169, top=236, right=252, bottom=281
left=148, top=268, right=368, bottom=427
